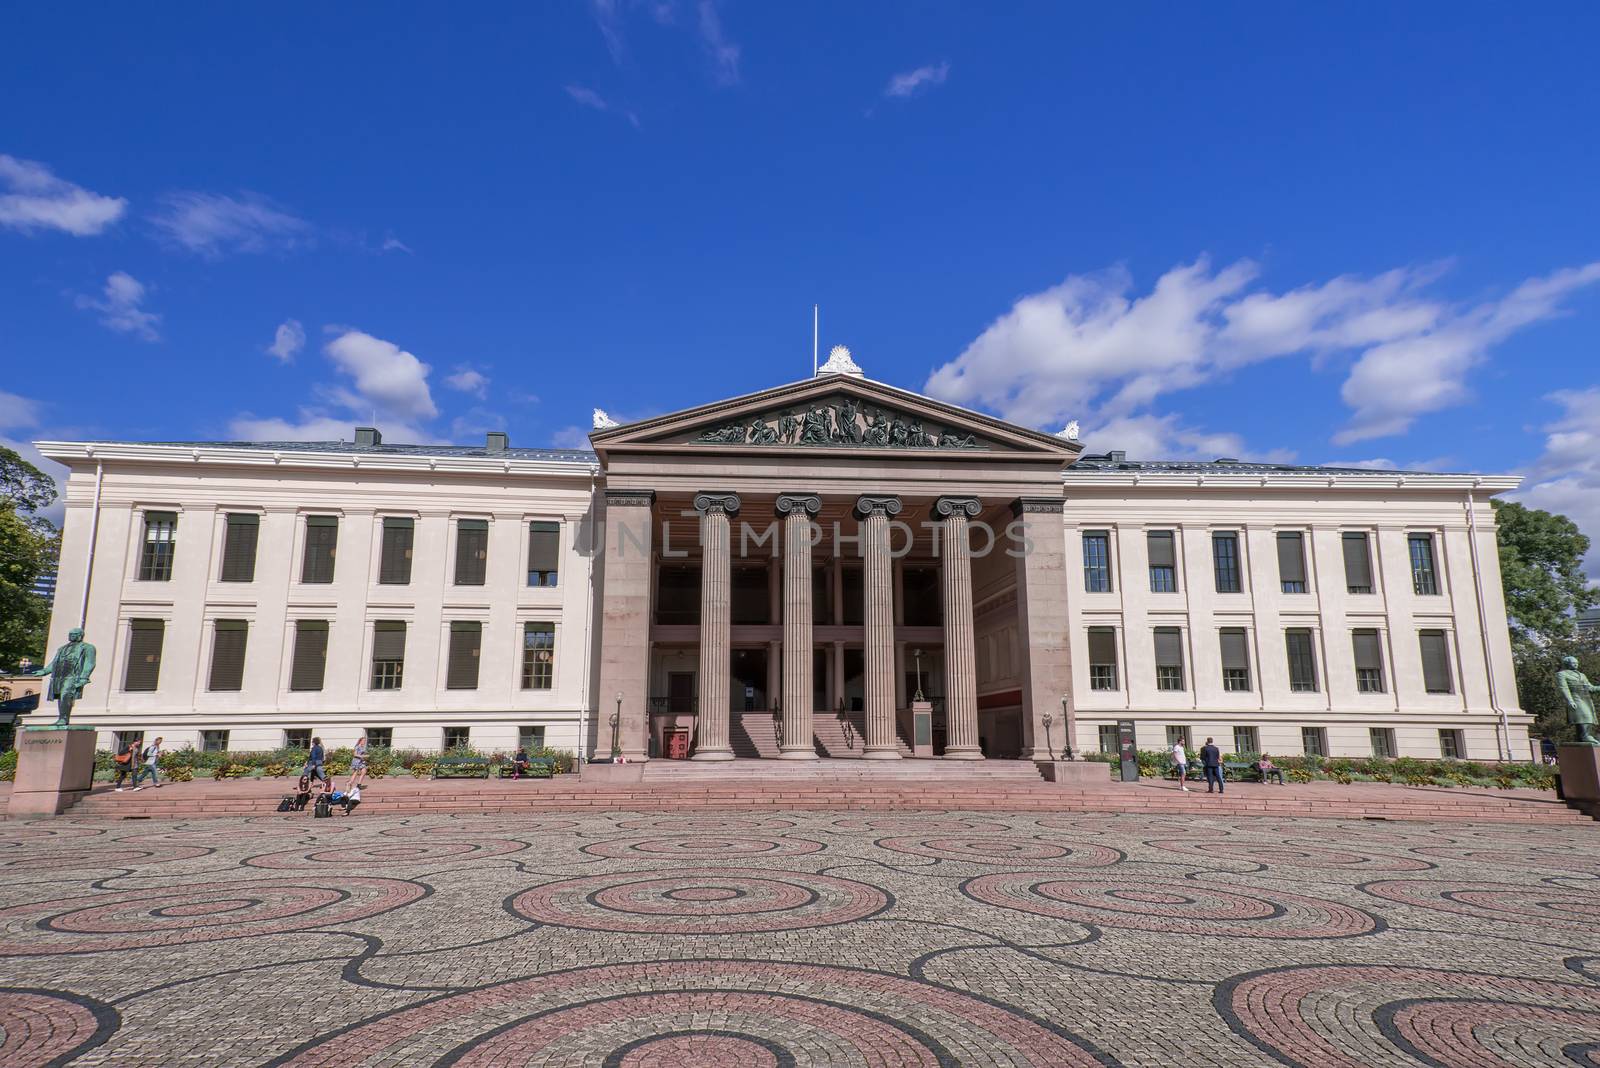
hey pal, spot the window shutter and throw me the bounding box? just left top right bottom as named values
left=1219, top=629, right=1249, bottom=670
left=1419, top=630, right=1452, bottom=692
left=1342, top=532, right=1373, bottom=590
left=1277, top=532, right=1307, bottom=584
left=372, top=621, right=407, bottom=662
left=1087, top=627, right=1116, bottom=664
left=125, top=619, right=165, bottom=691
left=220, top=514, right=259, bottom=582
left=302, top=516, right=338, bottom=583
left=529, top=522, right=561, bottom=572
left=290, top=621, right=328, bottom=692
left=379, top=518, right=414, bottom=585
left=1147, top=531, right=1175, bottom=568
left=1352, top=629, right=1382, bottom=671
left=1153, top=627, right=1183, bottom=667
left=455, top=520, right=489, bottom=585
left=446, top=621, right=482, bottom=689
left=208, top=620, right=248, bottom=691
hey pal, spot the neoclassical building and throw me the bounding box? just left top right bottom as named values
left=30, top=355, right=1528, bottom=762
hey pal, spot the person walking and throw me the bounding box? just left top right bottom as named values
left=303, top=736, right=328, bottom=786
left=131, top=736, right=163, bottom=790
left=1171, top=738, right=1190, bottom=792
left=112, top=737, right=139, bottom=791
left=1200, top=737, right=1224, bottom=794
left=348, top=735, right=369, bottom=789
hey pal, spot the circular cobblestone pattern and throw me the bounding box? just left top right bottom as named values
left=2, top=808, right=1598, bottom=1066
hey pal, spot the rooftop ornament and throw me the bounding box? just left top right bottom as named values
left=816, top=344, right=865, bottom=378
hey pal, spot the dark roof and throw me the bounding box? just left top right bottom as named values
left=112, top=440, right=600, bottom=463
left=1065, top=455, right=1466, bottom=477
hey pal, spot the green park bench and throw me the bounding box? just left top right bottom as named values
left=431, top=756, right=490, bottom=779
left=496, top=757, right=556, bottom=780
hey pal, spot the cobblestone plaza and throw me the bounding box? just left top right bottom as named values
left=3, top=809, right=1598, bottom=1066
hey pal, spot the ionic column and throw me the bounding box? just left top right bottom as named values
left=857, top=495, right=902, bottom=759
left=777, top=494, right=821, bottom=758
left=692, top=492, right=739, bottom=760
left=936, top=496, right=983, bottom=759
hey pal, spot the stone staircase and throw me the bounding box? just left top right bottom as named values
left=718, top=710, right=914, bottom=759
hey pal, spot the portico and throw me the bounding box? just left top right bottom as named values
left=591, top=366, right=1080, bottom=764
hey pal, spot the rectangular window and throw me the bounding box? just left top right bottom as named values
left=1165, top=725, right=1192, bottom=749
left=522, top=622, right=555, bottom=690
left=1352, top=629, right=1385, bottom=693
left=1285, top=628, right=1319, bottom=692
left=528, top=521, right=560, bottom=587
left=1342, top=531, right=1374, bottom=594
left=1232, top=726, right=1260, bottom=756
left=455, top=519, right=488, bottom=586
left=1219, top=627, right=1251, bottom=691
left=201, top=729, right=230, bottom=753
left=841, top=565, right=864, bottom=625
left=207, top=619, right=248, bottom=692
left=284, top=728, right=311, bottom=750
left=301, top=516, right=338, bottom=584
left=1439, top=729, right=1464, bottom=760
left=1370, top=727, right=1397, bottom=759
left=364, top=727, right=392, bottom=749
left=443, top=726, right=471, bottom=751
left=289, top=620, right=328, bottom=692
left=812, top=565, right=833, bottom=625
left=1419, top=630, right=1453, bottom=693
left=1212, top=531, right=1241, bottom=593
left=371, top=621, right=406, bottom=690
left=124, top=619, right=164, bottom=691
left=379, top=518, right=414, bottom=585
left=902, top=566, right=941, bottom=626
left=1147, top=530, right=1177, bottom=593
left=1409, top=533, right=1439, bottom=595
left=1097, top=724, right=1119, bottom=754
left=1277, top=531, right=1307, bottom=594
left=219, top=513, right=258, bottom=582
left=1087, top=627, right=1118, bottom=690
left=1301, top=726, right=1328, bottom=757
left=446, top=621, right=482, bottom=690
left=138, top=511, right=177, bottom=581
left=656, top=564, right=702, bottom=625
left=518, top=725, right=547, bottom=751
left=731, top=565, right=771, bottom=625
left=1154, top=627, right=1185, bottom=691
left=1082, top=531, right=1112, bottom=592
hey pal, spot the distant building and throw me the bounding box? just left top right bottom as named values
left=32, top=569, right=57, bottom=605
left=1578, top=606, right=1600, bottom=639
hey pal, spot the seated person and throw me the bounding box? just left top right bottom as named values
left=292, top=774, right=314, bottom=811
left=511, top=747, right=531, bottom=779
left=1257, top=755, right=1285, bottom=785
left=329, top=783, right=361, bottom=814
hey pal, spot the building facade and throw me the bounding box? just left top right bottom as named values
left=29, top=362, right=1528, bottom=762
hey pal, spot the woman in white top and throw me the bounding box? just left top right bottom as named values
left=1172, top=740, right=1190, bottom=792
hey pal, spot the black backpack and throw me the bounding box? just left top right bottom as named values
left=313, top=794, right=332, bottom=818
left=276, top=796, right=294, bottom=813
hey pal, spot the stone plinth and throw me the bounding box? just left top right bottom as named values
left=1557, top=745, right=1600, bottom=802
left=9, top=726, right=98, bottom=816
left=1038, top=760, right=1112, bottom=785
left=582, top=761, right=645, bottom=785
left=909, top=699, right=934, bottom=758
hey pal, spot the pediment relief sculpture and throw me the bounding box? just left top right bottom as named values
left=695, top=398, right=983, bottom=450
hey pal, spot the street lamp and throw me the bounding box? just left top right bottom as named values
left=1041, top=710, right=1054, bottom=762
left=1059, top=695, right=1075, bottom=761
left=912, top=648, right=925, bottom=702
left=610, top=691, right=622, bottom=761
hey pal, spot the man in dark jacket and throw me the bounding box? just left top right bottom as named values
left=1200, top=737, right=1224, bottom=794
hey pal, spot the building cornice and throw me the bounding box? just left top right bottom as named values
left=34, top=441, right=599, bottom=479
left=1062, top=471, right=1522, bottom=492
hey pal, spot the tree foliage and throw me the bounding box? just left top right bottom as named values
left=0, top=445, right=59, bottom=667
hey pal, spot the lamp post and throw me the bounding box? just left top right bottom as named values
left=610, top=691, right=622, bottom=762
left=1059, top=694, right=1075, bottom=760
left=912, top=648, right=925, bottom=702
left=1041, top=710, right=1054, bottom=762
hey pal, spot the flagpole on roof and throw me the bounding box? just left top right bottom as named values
left=812, top=303, right=819, bottom=377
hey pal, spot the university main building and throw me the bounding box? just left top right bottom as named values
left=32, top=352, right=1528, bottom=763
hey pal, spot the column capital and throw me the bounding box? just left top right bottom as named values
left=603, top=488, right=655, bottom=508
left=692, top=492, right=741, bottom=516
left=1011, top=496, right=1064, bottom=517
left=933, top=496, right=982, bottom=519
left=854, top=495, right=902, bottom=520
left=775, top=493, right=822, bottom=517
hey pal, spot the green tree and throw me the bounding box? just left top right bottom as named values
left=0, top=446, right=59, bottom=668
left=1494, top=499, right=1599, bottom=740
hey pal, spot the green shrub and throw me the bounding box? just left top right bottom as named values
left=1288, top=768, right=1315, bottom=784
left=263, top=762, right=287, bottom=778
left=410, top=762, right=434, bottom=779
left=0, top=748, right=18, bottom=781
left=167, top=765, right=194, bottom=783
left=367, top=759, right=391, bottom=779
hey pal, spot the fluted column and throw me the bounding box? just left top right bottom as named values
left=693, top=492, right=739, bottom=760
left=857, top=495, right=902, bottom=759
left=936, top=496, right=983, bottom=759
left=778, top=493, right=821, bottom=759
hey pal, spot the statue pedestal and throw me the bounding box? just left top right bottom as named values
left=8, top=726, right=98, bottom=816
left=1557, top=745, right=1600, bottom=802
left=1037, top=760, right=1112, bottom=786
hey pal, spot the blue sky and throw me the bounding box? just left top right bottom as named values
left=3, top=4, right=1599, bottom=568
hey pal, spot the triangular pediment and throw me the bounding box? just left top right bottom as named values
left=589, top=375, right=1080, bottom=461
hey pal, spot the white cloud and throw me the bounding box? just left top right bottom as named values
left=885, top=62, right=950, bottom=99
left=0, top=391, right=42, bottom=433
left=449, top=407, right=507, bottom=441
left=550, top=426, right=593, bottom=449
left=445, top=366, right=490, bottom=398
left=590, top=0, right=626, bottom=62
left=1515, top=386, right=1600, bottom=580
left=1087, top=412, right=1293, bottom=464
left=566, top=85, right=610, bottom=111
left=74, top=272, right=160, bottom=341
left=379, top=235, right=412, bottom=254
left=696, top=1, right=740, bottom=86
left=267, top=319, right=305, bottom=362
left=926, top=257, right=1600, bottom=456
left=150, top=191, right=310, bottom=258
left=0, top=154, right=126, bottom=236
left=227, top=412, right=364, bottom=443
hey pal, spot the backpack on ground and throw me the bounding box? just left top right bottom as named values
left=313, top=794, right=332, bottom=818
left=276, top=796, right=294, bottom=813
